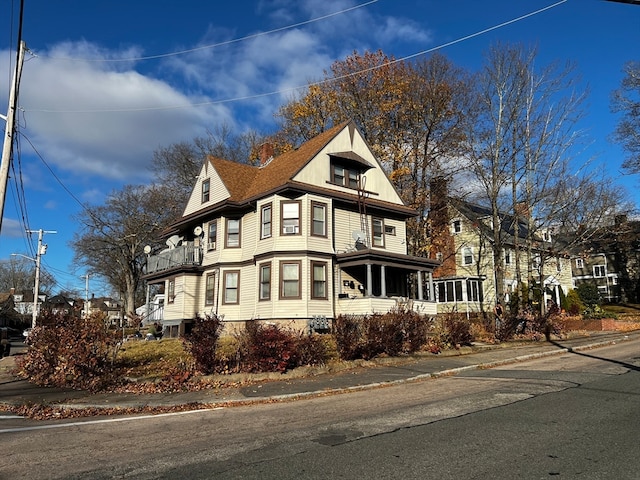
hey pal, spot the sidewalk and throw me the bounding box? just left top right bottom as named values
left=1, top=330, right=638, bottom=412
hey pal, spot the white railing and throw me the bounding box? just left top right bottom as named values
left=146, top=243, right=202, bottom=274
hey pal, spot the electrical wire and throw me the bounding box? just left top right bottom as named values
left=35, top=0, right=378, bottom=63
left=25, top=0, right=568, bottom=114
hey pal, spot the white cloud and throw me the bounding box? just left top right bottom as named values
left=7, top=46, right=224, bottom=185
left=0, top=217, right=24, bottom=238
left=1, top=1, right=433, bottom=194
left=376, top=17, right=433, bottom=45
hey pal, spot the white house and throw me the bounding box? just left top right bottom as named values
left=144, top=121, right=439, bottom=336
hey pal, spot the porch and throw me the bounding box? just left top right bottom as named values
left=146, top=242, right=202, bottom=275
left=336, top=248, right=439, bottom=317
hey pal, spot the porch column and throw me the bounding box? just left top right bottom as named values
left=336, top=267, right=342, bottom=296
left=366, top=263, right=373, bottom=297
left=428, top=272, right=434, bottom=302
left=380, top=265, right=387, bottom=297
left=417, top=270, right=424, bottom=301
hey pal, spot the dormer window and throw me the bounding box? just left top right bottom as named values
left=331, top=165, right=360, bottom=188
left=328, top=152, right=373, bottom=189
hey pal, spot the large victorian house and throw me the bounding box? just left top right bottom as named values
left=144, top=121, right=439, bottom=337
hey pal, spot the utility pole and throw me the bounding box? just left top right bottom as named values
left=27, top=229, right=56, bottom=328
left=82, top=273, right=90, bottom=318
left=0, top=41, right=26, bottom=235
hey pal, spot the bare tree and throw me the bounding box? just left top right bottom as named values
left=71, top=185, right=183, bottom=319
left=0, top=256, right=55, bottom=295
left=611, top=61, right=640, bottom=174
left=151, top=123, right=267, bottom=202
left=464, top=43, right=594, bottom=309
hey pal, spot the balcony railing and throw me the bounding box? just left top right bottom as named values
left=146, top=242, right=202, bottom=275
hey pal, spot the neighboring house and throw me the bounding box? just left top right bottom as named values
left=427, top=190, right=573, bottom=314
left=87, top=295, right=124, bottom=326
left=0, top=291, right=21, bottom=327
left=144, top=121, right=439, bottom=337
left=569, top=215, right=640, bottom=303
left=12, top=289, right=46, bottom=318
left=42, top=294, right=80, bottom=317
left=135, top=293, right=165, bottom=326
left=571, top=252, right=620, bottom=303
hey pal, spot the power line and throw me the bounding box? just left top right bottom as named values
left=25, top=0, right=568, bottom=115
left=34, top=0, right=379, bottom=63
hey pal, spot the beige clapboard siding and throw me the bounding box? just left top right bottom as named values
left=378, top=218, right=407, bottom=255
left=333, top=208, right=408, bottom=255
left=163, top=274, right=201, bottom=319
left=183, top=162, right=230, bottom=217
left=333, top=208, right=364, bottom=253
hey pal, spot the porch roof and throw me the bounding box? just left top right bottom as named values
left=336, top=249, right=439, bottom=271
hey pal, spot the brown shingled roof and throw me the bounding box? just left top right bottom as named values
left=211, top=121, right=349, bottom=203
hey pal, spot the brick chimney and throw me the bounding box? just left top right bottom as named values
left=259, top=143, right=274, bottom=166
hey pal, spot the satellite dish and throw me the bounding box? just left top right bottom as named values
left=352, top=231, right=366, bottom=243
left=143, top=245, right=152, bottom=254
left=194, top=226, right=203, bottom=236
left=166, top=235, right=183, bottom=249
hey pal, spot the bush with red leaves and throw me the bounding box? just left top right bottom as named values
left=236, top=322, right=327, bottom=373
left=183, top=314, right=225, bottom=374
left=16, top=310, right=119, bottom=391
left=334, top=307, right=431, bottom=361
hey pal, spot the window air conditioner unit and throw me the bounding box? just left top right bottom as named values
left=284, top=225, right=297, bottom=234
left=207, top=241, right=216, bottom=250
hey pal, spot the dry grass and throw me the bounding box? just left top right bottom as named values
left=117, top=339, right=192, bottom=378
left=116, top=334, right=341, bottom=379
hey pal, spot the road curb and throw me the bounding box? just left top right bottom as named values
left=2, top=333, right=635, bottom=414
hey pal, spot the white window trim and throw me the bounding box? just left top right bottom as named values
left=451, top=218, right=462, bottom=234
left=462, top=246, right=474, bottom=266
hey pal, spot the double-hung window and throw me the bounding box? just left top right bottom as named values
left=462, top=247, right=474, bottom=266
left=259, top=263, right=271, bottom=301
left=201, top=179, right=210, bottom=203
left=226, top=218, right=240, bottom=247
left=205, top=272, right=216, bottom=305
left=372, top=218, right=384, bottom=247
left=207, top=220, right=217, bottom=251
left=261, top=204, right=272, bottom=239
left=167, top=278, right=175, bottom=304
left=281, top=201, right=300, bottom=235
left=311, top=201, right=327, bottom=237
left=280, top=261, right=301, bottom=299
left=311, top=261, right=327, bottom=299
left=223, top=271, right=239, bottom=304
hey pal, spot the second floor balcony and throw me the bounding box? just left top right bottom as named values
left=146, top=242, right=202, bottom=275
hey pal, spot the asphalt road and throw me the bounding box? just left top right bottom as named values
left=1, top=338, right=639, bottom=479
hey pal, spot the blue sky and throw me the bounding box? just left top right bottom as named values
left=0, top=0, right=638, bottom=297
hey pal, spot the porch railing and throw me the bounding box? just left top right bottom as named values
left=146, top=243, right=202, bottom=275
